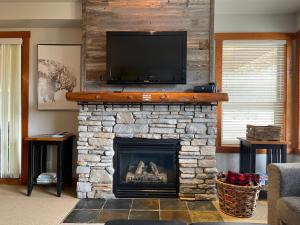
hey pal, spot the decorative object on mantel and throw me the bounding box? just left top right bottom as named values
left=246, top=124, right=281, bottom=141
left=37, top=44, right=81, bottom=110
left=193, top=82, right=216, bottom=93
left=66, top=92, right=228, bottom=105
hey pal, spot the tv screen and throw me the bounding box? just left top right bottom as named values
left=106, top=31, right=187, bottom=84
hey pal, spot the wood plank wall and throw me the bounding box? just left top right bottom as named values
left=82, top=0, right=213, bottom=90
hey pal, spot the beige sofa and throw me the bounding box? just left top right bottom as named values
left=268, top=163, right=300, bottom=225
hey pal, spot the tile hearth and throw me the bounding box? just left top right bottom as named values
left=63, top=198, right=220, bottom=224
left=63, top=198, right=268, bottom=224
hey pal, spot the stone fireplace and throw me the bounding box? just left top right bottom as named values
left=71, top=0, right=221, bottom=201
left=76, top=103, right=217, bottom=200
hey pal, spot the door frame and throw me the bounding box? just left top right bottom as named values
left=0, top=31, right=30, bottom=184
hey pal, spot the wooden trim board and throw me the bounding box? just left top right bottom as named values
left=215, top=32, right=293, bottom=154
left=66, top=92, right=229, bottom=104
left=0, top=31, right=30, bottom=185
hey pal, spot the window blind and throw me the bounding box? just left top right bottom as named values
left=221, top=40, right=286, bottom=145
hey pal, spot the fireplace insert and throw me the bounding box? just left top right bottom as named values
left=113, top=138, right=179, bottom=198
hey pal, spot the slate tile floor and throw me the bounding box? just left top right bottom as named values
left=63, top=198, right=222, bottom=224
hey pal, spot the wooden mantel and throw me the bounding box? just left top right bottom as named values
left=66, top=92, right=228, bottom=104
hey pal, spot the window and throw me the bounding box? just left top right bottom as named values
left=215, top=33, right=292, bottom=152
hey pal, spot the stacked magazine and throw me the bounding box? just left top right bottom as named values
left=36, top=172, right=57, bottom=184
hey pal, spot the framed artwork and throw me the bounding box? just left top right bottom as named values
left=37, top=44, right=81, bottom=110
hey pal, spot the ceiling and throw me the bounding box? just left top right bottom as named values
left=0, top=0, right=80, bottom=2
left=215, top=0, right=300, bottom=15
left=0, top=0, right=299, bottom=15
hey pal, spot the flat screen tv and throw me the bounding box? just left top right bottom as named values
left=106, top=31, right=187, bottom=84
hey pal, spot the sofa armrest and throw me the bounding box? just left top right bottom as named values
left=267, top=163, right=300, bottom=225
left=269, top=163, right=300, bottom=197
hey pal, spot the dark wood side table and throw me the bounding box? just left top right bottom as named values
left=25, top=133, right=75, bottom=197
left=238, top=137, right=287, bottom=173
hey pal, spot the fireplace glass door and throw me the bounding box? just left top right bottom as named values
left=113, top=138, right=179, bottom=198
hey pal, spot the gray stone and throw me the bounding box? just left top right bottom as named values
left=94, top=133, right=115, bottom=139
left=179, top=159, right=197, bottom=164
left=134, top=133, right=161, bottom=139
left=149, top=127, right=175, bottom=134
left=186, top=123, right=207, bottom=134
left=79, top=132, right=94, bottom=138
left=204, top=168, right=218, bottom=173
left=114, top=124, right=148, bottom=133
left=177, top=123, right=187, bottom=129
left=78, top=126, right=87, bottom=132
left=142, top=105, right=154, bottom=111
left=104, top=151, right=114, bottom=156
left=180, top=168, right=195, bottom=173
left=180, top=151, right=200, bottom=156
left=116, top=133, right=134, bottom=138
left=181, top=146, right=199, bottom=151
left=176, top=129, right=185, bottom=133
left=180, top=141, right=190, bottom=146
left=150, top=124, right=176, bottom=128
left=169, top=105, right=181, bottom=111
left=102, top=121, right=115, bottom=126
left=198, top=159, right=216, bottom=168
left=181, top=173, right=195, bottom=178
left=180, top=134, right=194, bottom=139
left=207, top=138, right=215, bottom=146
left=154, top=105, right=169, bottom=111
left=106, top=167, right=114, bottom=175
left=200, top=146, right=216, bottom=155
left=77, top=192, right=87, bottom=199
left=77, top=141, right=88, bottom=146
left=207, top=127, right=217, bottom=135
left=102, top=127, right=113, bottom=132
left=89, top=138, right=113, bottom=146
left=90, top=116, right=115, bottom=121
left=162, top=134, right=179, bottom=139
left=90, top=169, right=112, bottom=183
left=88, top=126, right=102, bottom=132
left=191, top=139, right=207, bottom=146
left=116, top=112, right=135, bottom=123
left=82, top=121, right=102, bottom=126
left=77, top=182, right=91, bottom=192
left=78, top=154, right=100, bottom=162
left=76, top=166, right=90, bottom=174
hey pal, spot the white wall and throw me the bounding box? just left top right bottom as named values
left=297, top=12, right=300, bottom=31
left=0, top=27, right=82, bottom=174
left=215, top=14, right=297, bottom=33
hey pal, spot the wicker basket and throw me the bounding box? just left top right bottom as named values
left=216, top=179, right=261, bottom=218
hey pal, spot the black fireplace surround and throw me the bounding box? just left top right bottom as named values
left=113, top=138, right=179, bottom=198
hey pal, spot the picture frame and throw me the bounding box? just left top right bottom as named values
left=37, top=44, right=81, bottom=110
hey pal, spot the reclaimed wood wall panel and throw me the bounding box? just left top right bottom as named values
left=83, top=0, right=213, bottom=89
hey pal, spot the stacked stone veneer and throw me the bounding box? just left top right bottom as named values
left=76, top=104, right=217, bottom=200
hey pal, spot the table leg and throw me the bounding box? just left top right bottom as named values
left=27, top=142, right=33, bottom=196
left=66, top=138, right=73, bottom=186
left=281, top=145, right=287, bottom=163
left=272, top=147, right=278, bottom=163
left=266, top=148, right=272, bottom=166
left=239, top=141, right=244, bottom=173
left=56, top=143, right=63, bottom=197
left=42, top=145, right=47, bottom=172
left=250, top=145, right=256, bottom=173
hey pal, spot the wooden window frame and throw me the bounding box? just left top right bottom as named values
left=215, top=33, right=293, bottom=154
left=296, top=31, right=300, bottom=155
left=0, top=32, right=30, bottom=184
